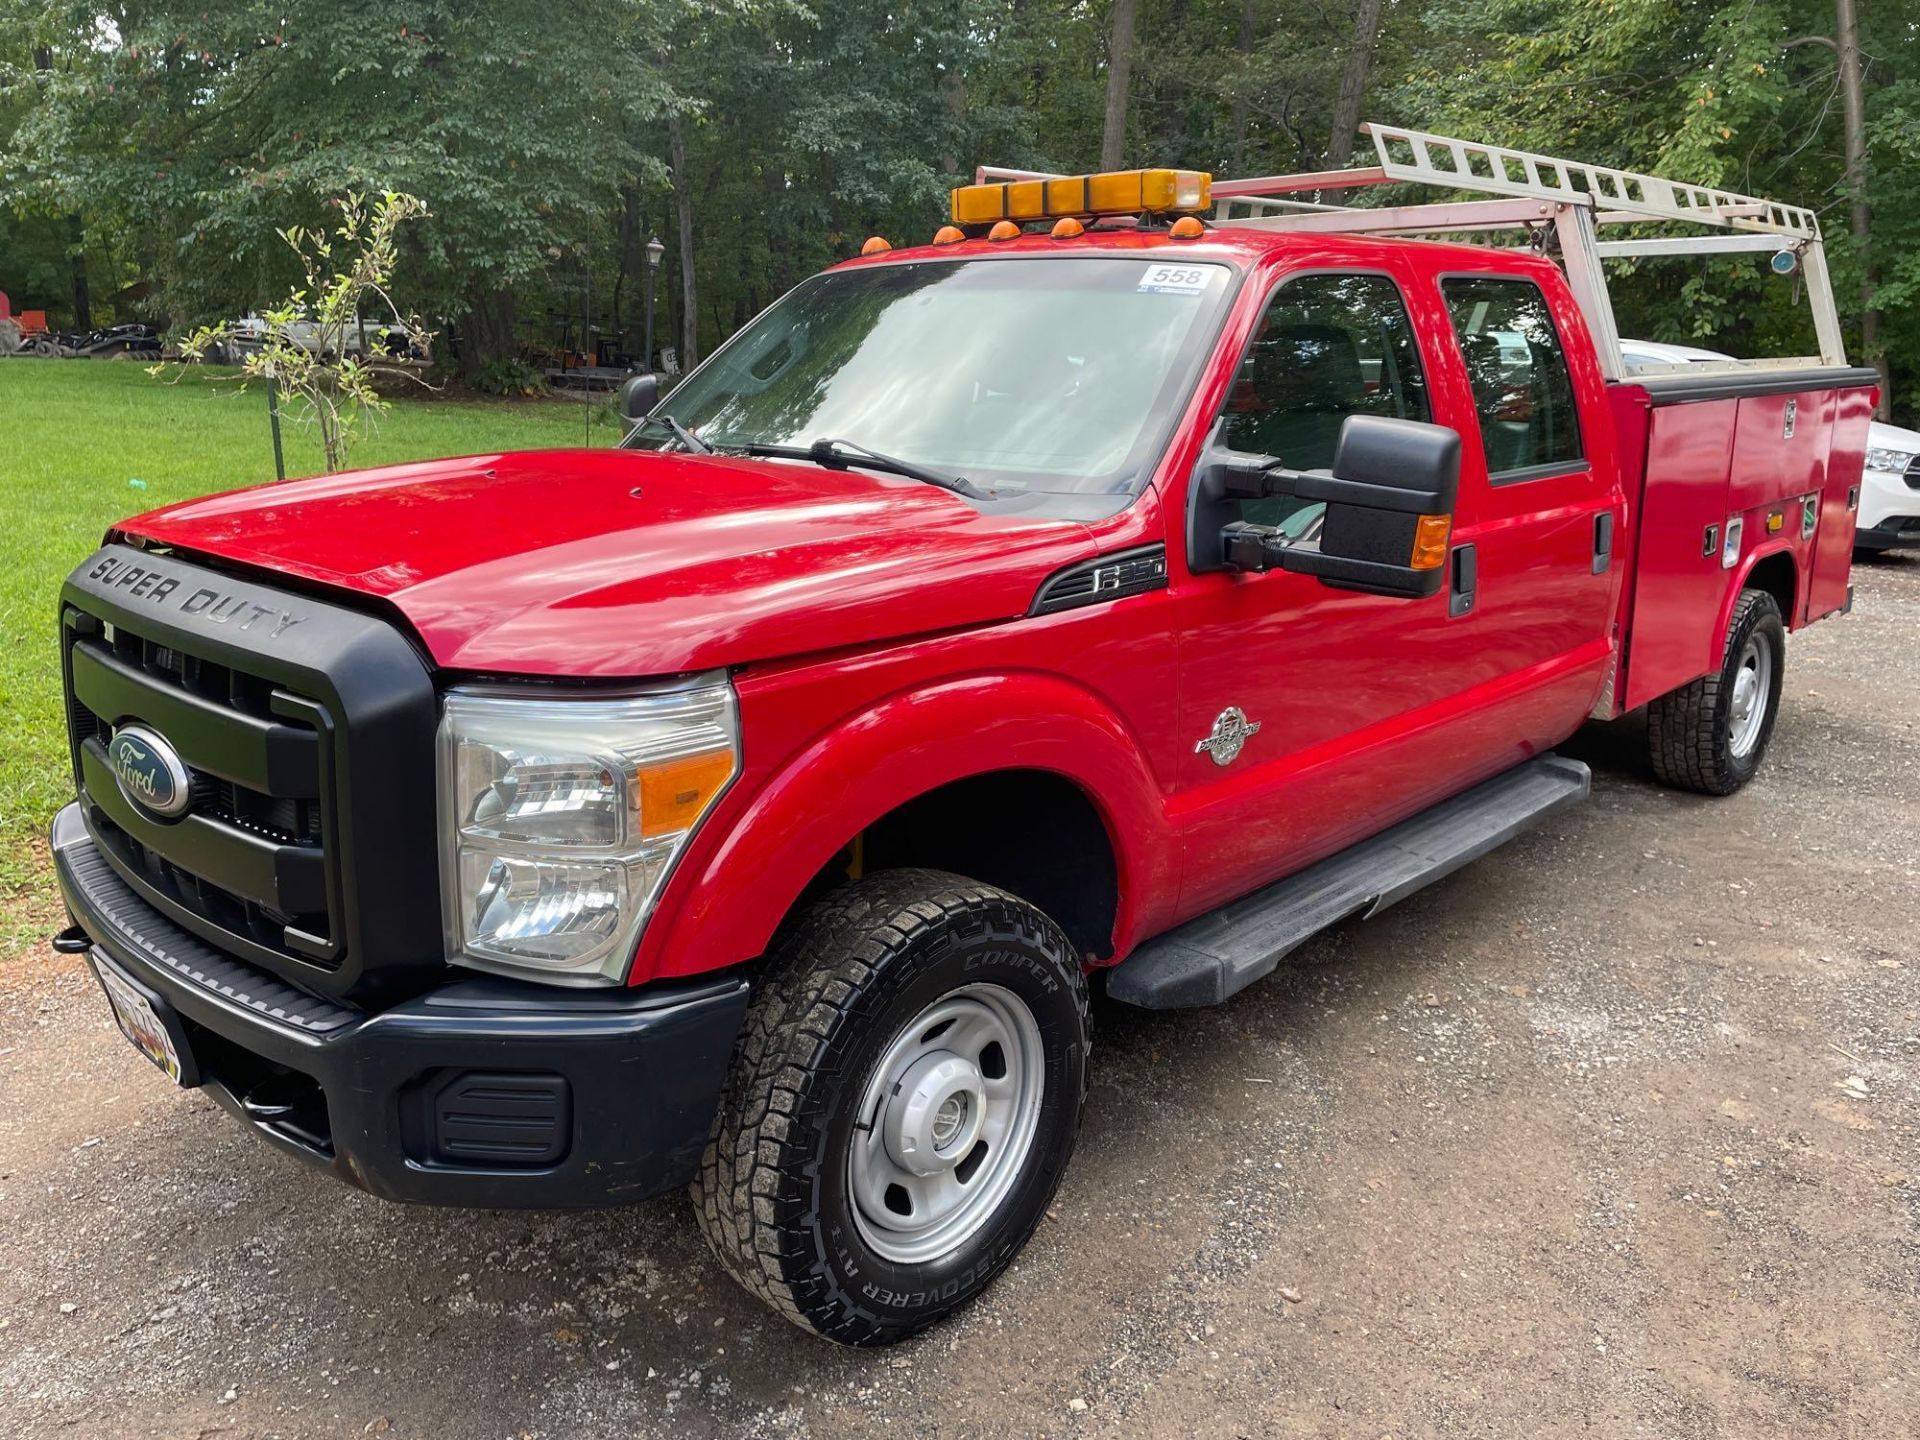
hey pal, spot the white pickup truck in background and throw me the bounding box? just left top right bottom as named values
left=1622, top=339, right=1920, bottom=554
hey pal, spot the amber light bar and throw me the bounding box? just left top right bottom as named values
left=951, top=168, right=1212, bottom=226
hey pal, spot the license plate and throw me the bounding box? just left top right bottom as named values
left=93, top=957, right=189, bottom=1086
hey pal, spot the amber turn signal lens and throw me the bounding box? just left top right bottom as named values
left=988, top=220, right=1022, bottom=241
left=639, top=750, right=736, bottom=840
left=932, top=225, right=965, bottom=245
left=860, top=235, right=891, bottom=256
left=1168, top=215, right=1206, bottom=239
left=1050, top=216, right=1086, bottom=238
left=1410, top=514, right=1452, bottom=570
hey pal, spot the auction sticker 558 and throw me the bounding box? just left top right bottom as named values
left=1137, top=263, right=1212, bottom=295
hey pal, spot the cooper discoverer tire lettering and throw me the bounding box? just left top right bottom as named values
left=691, top=868, right=1090, bottom=1346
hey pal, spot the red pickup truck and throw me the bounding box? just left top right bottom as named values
left=50, top=132, right=1875, bottom=1346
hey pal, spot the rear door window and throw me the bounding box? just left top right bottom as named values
left=1221, top=271, right=1431, bottom=531
left=1441, top=277, right=1584, bottom=480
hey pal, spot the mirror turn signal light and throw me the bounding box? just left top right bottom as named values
left=1410, top=514, right=1452, bottom=570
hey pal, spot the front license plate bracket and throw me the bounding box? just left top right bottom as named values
left=89, top=952, right=200, bottom=1088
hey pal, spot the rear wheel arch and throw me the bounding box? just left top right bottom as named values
left=1740, top=547, right=1798, bottom=629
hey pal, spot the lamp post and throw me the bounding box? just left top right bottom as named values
left=642, top=235, right=665, bottom=375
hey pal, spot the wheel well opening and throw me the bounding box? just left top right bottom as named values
left=804, top=771, right=1120, bottom=961
left=1746, top=550, right=1797, bottom=623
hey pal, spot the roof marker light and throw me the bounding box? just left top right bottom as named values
left=1050, top=217, right=1086, bottom=239
left=860, top=236, right=892, bottom=256
left=1169, top=215, right=1207, bottom=239
left=987, top=220, right=1021, bottom=242
left=932, top=225, right=965, bottom=245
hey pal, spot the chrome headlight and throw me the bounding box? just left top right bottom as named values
left=1866, top=446, right=1918, bottom=473
left=436, top=676, right=738, bottom=983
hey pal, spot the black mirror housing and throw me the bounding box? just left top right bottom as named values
left=616, top=373, right=661, bottom=427
left=1188, top=415, right=1461, bottom=600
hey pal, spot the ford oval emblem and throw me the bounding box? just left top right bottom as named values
left=108, top=725, right=193, bottom=819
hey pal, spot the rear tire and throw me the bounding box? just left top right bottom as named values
left=692, top=869, right=1090, bottom=1346
left=1647, top=588, right=1785, bottom=795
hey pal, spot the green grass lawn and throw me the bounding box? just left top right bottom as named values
left=0, top=358, right=614, bottom=950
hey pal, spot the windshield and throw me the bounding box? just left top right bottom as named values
left=623, top=256, right=1234, bottom=495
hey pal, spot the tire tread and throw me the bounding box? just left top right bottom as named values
left=1646, top=588, right=1783, bottom=795
left=691, top=868, right=1088, bottom=1344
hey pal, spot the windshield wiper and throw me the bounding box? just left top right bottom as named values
left=632, top=411, right=712, bottom=454
left=730, top=437, right=985, bottom=499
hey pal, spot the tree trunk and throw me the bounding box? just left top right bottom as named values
left=459, top=285, right=517, bottom=376
left=614, top=186, right=637, bottom=353
left=669, top=111, right=699, bottom=369
left=31, top=46, right=92, bottom=330
left=940, top=58, right=967, bottom=177
left=1833, top=0, right=1887, bottom=415
left=1320, top=0, right=1385, bottom=204
left=1100, top=0, right=1137, bottom=171
left=1229, top=0, right=1258, bottom=173
left=67, top=215, right=92, bottom=331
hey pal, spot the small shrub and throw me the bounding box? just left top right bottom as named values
left=471, top=358, right=550, bottom=397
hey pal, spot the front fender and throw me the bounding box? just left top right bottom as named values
left=630, top=671, right=1177, bottom=984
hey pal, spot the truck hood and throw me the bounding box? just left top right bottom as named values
left=119, top=449, right=1101, bottom=676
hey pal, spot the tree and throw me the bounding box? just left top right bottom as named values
left=4, top=1, right=677, bottom=370
left=168, top=192, right=431, bottom=474
left=1102, top=0, right=1139, bottom=169
left=3, top=0, right=1912, bottom=423
left=1395, top=0, right=1917, bottom=421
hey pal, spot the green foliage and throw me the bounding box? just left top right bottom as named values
left=165, top=191, right=432, bottom=472
left=470, top=357, right=550, bottom=397
left=1393, top=0, right=1919, bottom=421
left=0, top=0, right=1915, bottom=416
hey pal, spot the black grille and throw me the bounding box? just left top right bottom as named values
left=1904, top=453, right=1920, bottom=491
left=63, top=544, right=443, bottom=1004
left=64, top=613, right=339, bottom=970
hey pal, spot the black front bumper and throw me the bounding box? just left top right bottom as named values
left=53, top=803, right=750, bottom=1208
left=1855, top=514, right=1920, bottom=551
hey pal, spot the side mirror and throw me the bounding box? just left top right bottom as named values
left=1188, top=415, right=1460, bottom=600
left=616, top=372, right=660, bottom=430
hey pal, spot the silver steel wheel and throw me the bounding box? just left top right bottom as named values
left=1728, top=633, right=1772, bottom=758
left=848, top=983, right=1046, bottom=1265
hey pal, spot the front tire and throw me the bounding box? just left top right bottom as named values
left=692, top=869, right=1090, bottom=1346
left=1647, top=588, right=1785, bottom=794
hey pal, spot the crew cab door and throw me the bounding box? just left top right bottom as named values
left=1170, top=263, right=1475, bottom=916
left=1168, top=260, right=1619, bottom=921
left=1431, top=271, right=1621, bottom=740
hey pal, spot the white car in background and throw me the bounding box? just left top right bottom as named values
left=1621, top=339, right=1920, bottom=554
left=209, top=313, right=421, bottom=365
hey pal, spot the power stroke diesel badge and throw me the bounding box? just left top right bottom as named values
left=1195, top=706, right=1262, bottom=767
left=108, top=725, right=193, bottom=819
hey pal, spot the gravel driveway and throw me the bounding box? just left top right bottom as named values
left=2, top=554, right=1916, bottom=1439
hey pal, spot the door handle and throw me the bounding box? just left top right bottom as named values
left=1449, top=542, right=1477, bottom=618
left=1592, top=512, right=1614, bottom=575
